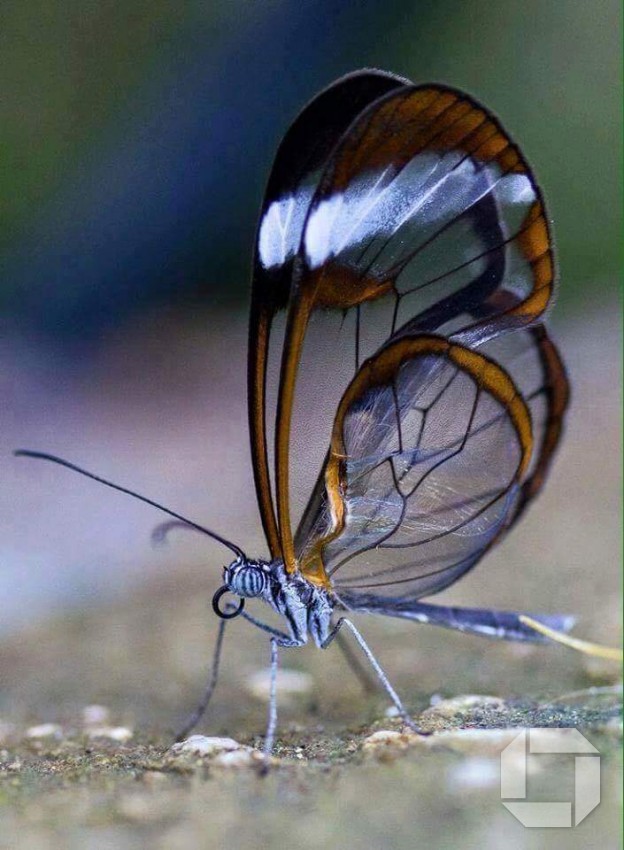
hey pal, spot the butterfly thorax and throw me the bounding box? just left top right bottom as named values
left=223, top=558, right=334, bottom=647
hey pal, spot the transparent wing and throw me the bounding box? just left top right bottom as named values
left=481, top=321, right=569, bottom=529
left=248, top=70, right=408, bottom=557
left=271, top=84, right=555, bottom=575
left=295, top=335, right=537, bottom=595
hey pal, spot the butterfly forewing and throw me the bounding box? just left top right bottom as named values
left=249, top=70, right=409, bottom=558
left=298, top=85, right=554, bottom=345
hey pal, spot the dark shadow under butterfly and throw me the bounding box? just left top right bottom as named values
left=17, top=70, right=619, bottom=763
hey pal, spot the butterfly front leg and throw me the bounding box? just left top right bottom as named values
left=240, top=598, right=308, bottom=768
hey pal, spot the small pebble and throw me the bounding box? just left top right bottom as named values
left=169, top=735, right=243, bottom=757
left=85, top=726, right=133, bottom=743
left=82, top=705, right=111, bottom=726
left=361, top=730, right=422, bottom=760
left=363, top=727, right=529, bottom=759
left=363, top=730, right=406, bottom=746
left=422, top=695, right=506, bottom=719
left=25, top=723, right=63, bottom=740
left=246, top=669, right=313, bottom=701
left=213, top=749, right=259, bottom=768
left=447, top=757, right=499, bottom=791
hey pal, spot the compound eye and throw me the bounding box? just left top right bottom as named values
left=239, top=567, right=265, bottom=597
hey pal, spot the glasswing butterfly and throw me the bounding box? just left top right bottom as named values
left=22, top=68, right=608, bottom=760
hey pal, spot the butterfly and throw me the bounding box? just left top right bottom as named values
left=18, top=69, right=584, bottom=759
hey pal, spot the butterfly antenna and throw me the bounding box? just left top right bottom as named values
left=14, top=449, right=246, bottom=560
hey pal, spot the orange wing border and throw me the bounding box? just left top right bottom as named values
left=298, top=334, right=533, bottom=587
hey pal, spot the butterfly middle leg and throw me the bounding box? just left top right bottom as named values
left=259, top=631, right=307, bottom=772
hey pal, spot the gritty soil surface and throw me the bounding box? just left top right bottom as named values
left=0, top=573, right=621, bottom=850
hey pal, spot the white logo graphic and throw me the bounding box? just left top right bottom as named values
left=501, top=728, right=600, bottom=827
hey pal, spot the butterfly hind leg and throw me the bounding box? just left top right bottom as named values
left=322, top=618, right=430, bottom=735
left=334, top=629, right=378, bottom=694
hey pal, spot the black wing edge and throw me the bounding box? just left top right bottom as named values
left=336, top=590, right=575, bottom=644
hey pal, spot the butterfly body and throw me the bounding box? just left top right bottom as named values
left=223, top=557, right=334, bottom=648
left=220, top=553, right=573, bottom=649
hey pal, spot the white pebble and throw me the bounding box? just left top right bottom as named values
left=85, top=726, right=133, bottom=742
left=246, top=669, right=313, bottom=701
left=213, top=749, right=257, bottom=768
left=361, top=729, right=422, bottom=754
left=25, top=723, right=63, bottom=739
left=82, top=705, right=110, bottom=726
left=447, top=757, right=499, bottom=791
left=363, top=730, right=405, bottom=746
left=169, top=735, right=243, bottom=757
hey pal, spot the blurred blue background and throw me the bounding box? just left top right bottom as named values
left=2, top=0, right=621, bottom=635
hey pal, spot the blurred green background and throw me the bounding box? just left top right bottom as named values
left=1, top=0, right=621, bottom=345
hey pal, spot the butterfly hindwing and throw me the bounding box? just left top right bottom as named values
left=295, top=335, right=533, bottom=592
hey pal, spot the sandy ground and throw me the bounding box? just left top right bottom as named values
left=0, top=302, right=621, bottom=848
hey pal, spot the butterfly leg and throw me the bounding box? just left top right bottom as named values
left=322, top=618, right=429, bottom=735
left=259, top=634, right=304, bottom=773
left=174, top=617, right=228, bottom=742
left=239, top=609, right=292, bottom=641
left=262, top=637, right=279, bottom=767
left=174, top=605, right=292, bottom=743
left=334, top=628, right=378, bottom=694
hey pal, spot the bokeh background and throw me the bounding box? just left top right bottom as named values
left=2, top=0, right=621, bottom=630
left=0, top=1, right=621, bottom=847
